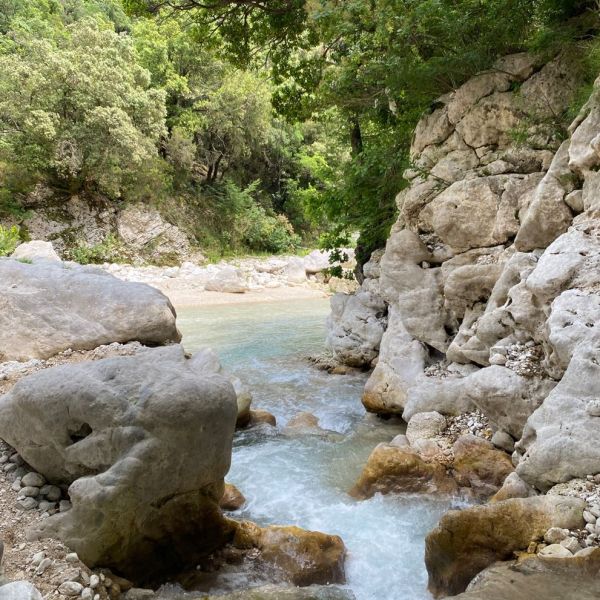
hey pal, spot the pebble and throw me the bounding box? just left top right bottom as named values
left=4, top=463, right=17, bottom=473
left=61, top=568, right=81, bottom=582
left=65, top=552, right=79, bottom=563
left=30, top=551, right=46, bottom=567
left=35, top=557, right=53, bottom=575
left=58, top=582, right=84, bottom=596
left=59, top=500, right=72, bottom=512
left=21, top=472, right=45, bottom=487
left=16, top=497, right=38, bottom=510
left=583, top=510, right=597, bottom=524
left=544, top=527, right=570, bottom=544
left=40, top=484, right=62, bottom=502
left=19, top=486, right=40, bottom=498
left=89, top=575, right=100, bottom=589
left=38, top=500, right=56, bottom=512
left=81, top=588, right=94, bottom=600
left=560, top=537, right=582, bottom=554
left=11, top=479, right=22, bottom=491
left=538, top=543, right=573, bottom=558
left=590, top=505, right=600, bottom=518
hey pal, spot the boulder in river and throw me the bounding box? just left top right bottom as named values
left=0, top=345, right=238, bottom=583
left=232, top=521, right=346, bottom=587
left=0, top=259, right=180, bottom=361
left=425, top=495, right=585, bottom=598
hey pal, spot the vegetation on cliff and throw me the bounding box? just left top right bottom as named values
left=0, top=0, right=599, bottom=260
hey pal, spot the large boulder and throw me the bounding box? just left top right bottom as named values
left=205, top=266, right=249, bottom=293
left=0, top=260, right=180, bottom=361
left=0, top=345, right=238, bottom=583
left=425, top=496, right=585, bottom=598
left=445, top=549, right=600, bottom=600
left=516, top=336, right=600, bottom=491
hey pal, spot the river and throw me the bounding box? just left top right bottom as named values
left=176, top=298, right=453, bottom=600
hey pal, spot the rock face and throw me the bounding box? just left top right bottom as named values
left=328, top=52, right=600, bottom=495
left=446, top=550, right=600, bottom=600
left=13, top=192, right=201, bottom=265
left=425, top=496, right=585, bottom=598
left=326, top=250, right=387, bottom=368
left=0, top=259, right=181, bottom=361
left=0, top=345, right=238, bottom=583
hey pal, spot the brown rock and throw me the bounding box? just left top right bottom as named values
left=350, top=443, right=458, bottom=499
left=425, top=496, right=585, bottom=598
left=220, top=484, right=246, bottom=511
left=446, top=548, right=600, bottom=599
left=232, top=521, right=346, bottom=586
left=246, top=409, right=277, bottom=428
left=285, top=412, right=320, bottom=429
left=451, top=435, right=514, bottom=499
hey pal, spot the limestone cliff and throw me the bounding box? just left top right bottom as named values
left=328, top=52, right=600, bottom=493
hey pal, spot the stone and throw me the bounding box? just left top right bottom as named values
left=490, top=472, right=536, bottom=503
left=35, top=557, right=52, bottom=575
left=89, top=575, right=100, bottom=589
left=246, top=409, right=277, bottom=428
left=282, top=257, right=307, bottom=284
left=81, top=588, right=94, bottom=600
left=538, top=544, right=573, bottom=558
left=21, top=473, right=45, bottom=488
left=425, top=496, right=585, bottom=598
left=0, top=345, right=238, bottom=584
left=350, top=443, right=458, bottom=499
left=405, top=412, right=447, bottom=445
left=205, top=266, right=249, bottom=293
left=0, top=582, right=44, bottom=600
left=220, top=483, right=246, bottom=511
left=451, top=435, right=514, bottom=499
left=16, top=497, right=38, bottom=511
left=491, top=431, right=515, bottom=454
left=303, top=250, right=332, bottom=274
left=65, top=553, right=79, bottom=563
left=544, top=527, right=570, bottom=544
left=40, top=485, right=61, bottom=502
left=204, top=585, right=355, bottom=600
left=232, top=521, right=346, bottom=586
left=11, top=241, right=61, bottom=262
left=560, top=537, right=582, bottom=554
left=18, top=487, right=39, bottom=498
left=58, top=582, right=84, bottom=596
left=0, top=260, right=180, bottom=361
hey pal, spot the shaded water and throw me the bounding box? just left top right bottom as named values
left=177, top=298, right=452, bottom=600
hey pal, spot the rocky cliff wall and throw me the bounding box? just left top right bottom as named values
left=329, top=51, right=600, bottom=493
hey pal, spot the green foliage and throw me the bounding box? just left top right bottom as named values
left=0, top=224, right=20, bottom=256
left=67, top=234, right=124, bottom=264
left=0, top=17, right=166, bottom=199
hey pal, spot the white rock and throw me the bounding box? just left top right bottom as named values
left=544, top=527, right=570, bottom=544
left=11, top=241, right=61, bottom=262
left=58, top=582, right=84, bottom=596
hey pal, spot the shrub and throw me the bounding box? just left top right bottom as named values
left=68, top=234, right=124, bottom=265
left=0, top=224, right=20, bottom=256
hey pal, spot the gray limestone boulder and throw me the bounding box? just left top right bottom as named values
left=517, top=337, right=600, bottom=491
left=0, top=259, right=180, bottom=361
left=0, top=582, right=44, bottom=600
left=0, top=345, right=238, bottom=582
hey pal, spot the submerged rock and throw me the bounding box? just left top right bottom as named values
left=220, top=484, right=246, bottom=511
left=232, top=521, right=346, bottom=587
left=425, top=496, right=585, bottom=598
left=0, top=259, right=180, bottom=361
left=0, top=345, right=238, bottom=583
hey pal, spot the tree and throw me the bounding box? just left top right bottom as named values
left=0, top=18, right=166, bottom=198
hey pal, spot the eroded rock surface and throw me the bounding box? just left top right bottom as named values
left=0, top=346, right=238, bottom=583
left=0, top=259, right=180, bottom=361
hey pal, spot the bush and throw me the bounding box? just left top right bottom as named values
left=68, top=234, right=123, bottom=264
left=0, top=224, right=20, bottom=256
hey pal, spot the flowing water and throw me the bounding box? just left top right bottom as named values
left=177, top=298, right=454, bottom=600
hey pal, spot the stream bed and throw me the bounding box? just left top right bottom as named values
left=177, top=298, right=453, bottom=600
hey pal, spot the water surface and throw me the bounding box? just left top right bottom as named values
left=178, top=298, right=452, bottom=600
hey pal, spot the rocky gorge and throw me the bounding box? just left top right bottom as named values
left=326, top=50, right=600, bottom=597
left=2, top=48, right=600, bottom=600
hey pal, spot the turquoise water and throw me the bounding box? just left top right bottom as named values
left=177, top=298, right=451, bottom=600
